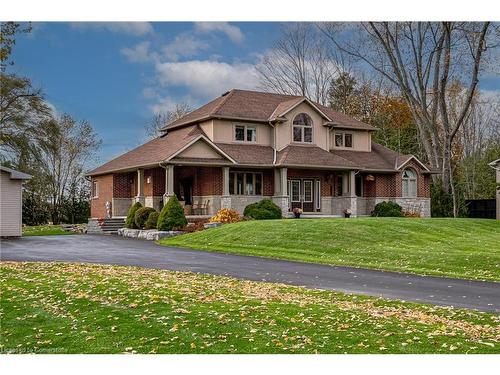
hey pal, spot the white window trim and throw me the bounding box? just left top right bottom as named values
left=333, top=132, right=354, bottom=149
left=233, top=123, right=257, bottom=143
left=229, top=171, right=263, bottom=196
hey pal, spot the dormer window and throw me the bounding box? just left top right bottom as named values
left=234, top=124, right=256, bottom=142
left=293, top=113, right=313, bottom=143
left=334, top=132, right=353, bottom=148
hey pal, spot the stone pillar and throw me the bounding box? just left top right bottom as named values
left=135, top=169, right=145, bottom=205
left=163, top=164, right=175, bottom=202
left=221, top=167, right=231, bottom=209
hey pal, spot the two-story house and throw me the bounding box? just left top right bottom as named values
left=87, top=89, right=432, bottom=218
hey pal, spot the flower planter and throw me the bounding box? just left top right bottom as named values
left=294, top=213, right=301, bottom=219
left=344, top=213, right=351, bottom=218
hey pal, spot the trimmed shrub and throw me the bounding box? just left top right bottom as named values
left=125, top=202, right=143, bottom=228
left=371, top=201, right=403, bottom=217
left=209, top=208, right=241, bottom=224
left=243, top=199, right=282, bottom=220
left=144, top=211, right=160, bottom=230
left=157, top=195, right=188, bottom=231
left=134, top=207, right=156, bottom=229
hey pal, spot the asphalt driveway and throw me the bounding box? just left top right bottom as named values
left=1, top=234, right=499, bottom=313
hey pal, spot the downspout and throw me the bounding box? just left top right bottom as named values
left=269, top=120, right=277, bottom=165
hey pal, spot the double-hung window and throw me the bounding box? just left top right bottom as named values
left=234, top=124, right=256, bottom=142
left=229, top=172, right=262, bottom=195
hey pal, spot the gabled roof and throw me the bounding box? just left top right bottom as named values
left=87, top=125, right=214, bottom=176
left=0, top=166, right=32, bottom=180
left=331, top=143, right=416, bottom=171
left=164, top=89, right=377, bottom=131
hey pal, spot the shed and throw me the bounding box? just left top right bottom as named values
left=1, top=166, right=32, bottom=237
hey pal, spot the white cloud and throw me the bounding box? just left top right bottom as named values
left=155, top=60, right=259, bottom=99
left=194, top=22, right=244, bottom=43
left=149, top=95, right=197, bottom=115
left=120, top=41, right=152, bottom=63
left=162, top=34, right=209, bottom=61
left=70, top=22, right=153, bottom=36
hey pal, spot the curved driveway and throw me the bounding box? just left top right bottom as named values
left=1, top=234, right=499, bottom=313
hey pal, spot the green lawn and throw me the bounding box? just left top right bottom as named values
left=160, top=218, right=500, bottom=281
left=1, top=262, right=498, bottom=354
left=22, top=225, right=77, bottom=236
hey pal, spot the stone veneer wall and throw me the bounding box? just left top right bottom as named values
left=356, top=197, right=431, bottom=217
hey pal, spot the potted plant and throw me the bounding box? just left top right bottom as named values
left=343, top=208, right=352, bottom=218
left=292, top=207, right=303, bottom=218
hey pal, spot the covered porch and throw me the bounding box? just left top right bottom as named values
left=108, top=164, right=372, bottom=218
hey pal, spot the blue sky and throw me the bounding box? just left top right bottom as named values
left=10, top=22, right=281, bottom=165
left=10, top=22, right=500, bottom=167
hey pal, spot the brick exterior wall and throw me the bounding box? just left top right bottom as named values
left=90, top=174, right=113, bottom=218
left=143, top=167, right=165, bottom=196
left=113, top=172, right=135, bottom=198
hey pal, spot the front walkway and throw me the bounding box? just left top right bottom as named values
left=1, top=235, right=498, bottom=312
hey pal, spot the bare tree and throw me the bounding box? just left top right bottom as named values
left=256, top=23, right=342, bottom=105
left=145, top=102, right=192, bottom=138
left=320, top=22, right=495, bottom=216
left=36, top=114, right=101, bottom=224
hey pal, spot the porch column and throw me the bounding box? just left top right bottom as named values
left=163, top=164, right=174, bottom=201
left=271, top=168, right=289, bottom=217
left=349, top=170, right=356, bottom=197
left=135, top=169, right=145, bottom=205
left=341, top=172, right=349, bottom=197
left=280, top=168, right=288, bottom=196
left=274, top=169, right=281, bottom=195
left=221, top=167, right=231, bottom=209
left=349, top=170, right=357, bottom=217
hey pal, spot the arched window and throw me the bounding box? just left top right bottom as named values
left=402, top=169, right=417, bottom=197
left=292, top=113, right=313, bottom=143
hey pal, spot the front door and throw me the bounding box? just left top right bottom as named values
left=289, top=179, right=316, bottom=212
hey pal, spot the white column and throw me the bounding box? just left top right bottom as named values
left=280, top=168, right=288, bottom=196
left=221, top=167, right=232, bottom=209
left=274, top=169, right=281, bottom=195
left=342, top=172, right=349, bottom=197
left=164, top=165, right=174, bottom=198
left=222, top=167, right=230, bottom=196
left=349, top=170, right=356, bottom=197
left=135, top=169, right=145, bottom=204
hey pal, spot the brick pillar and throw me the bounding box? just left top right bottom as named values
left=221, top=167, right=231, bottom=209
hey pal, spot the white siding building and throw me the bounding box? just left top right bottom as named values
left=489, top=159, right=500, bottom=220
left=1, top=166, right=32, bottom=237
